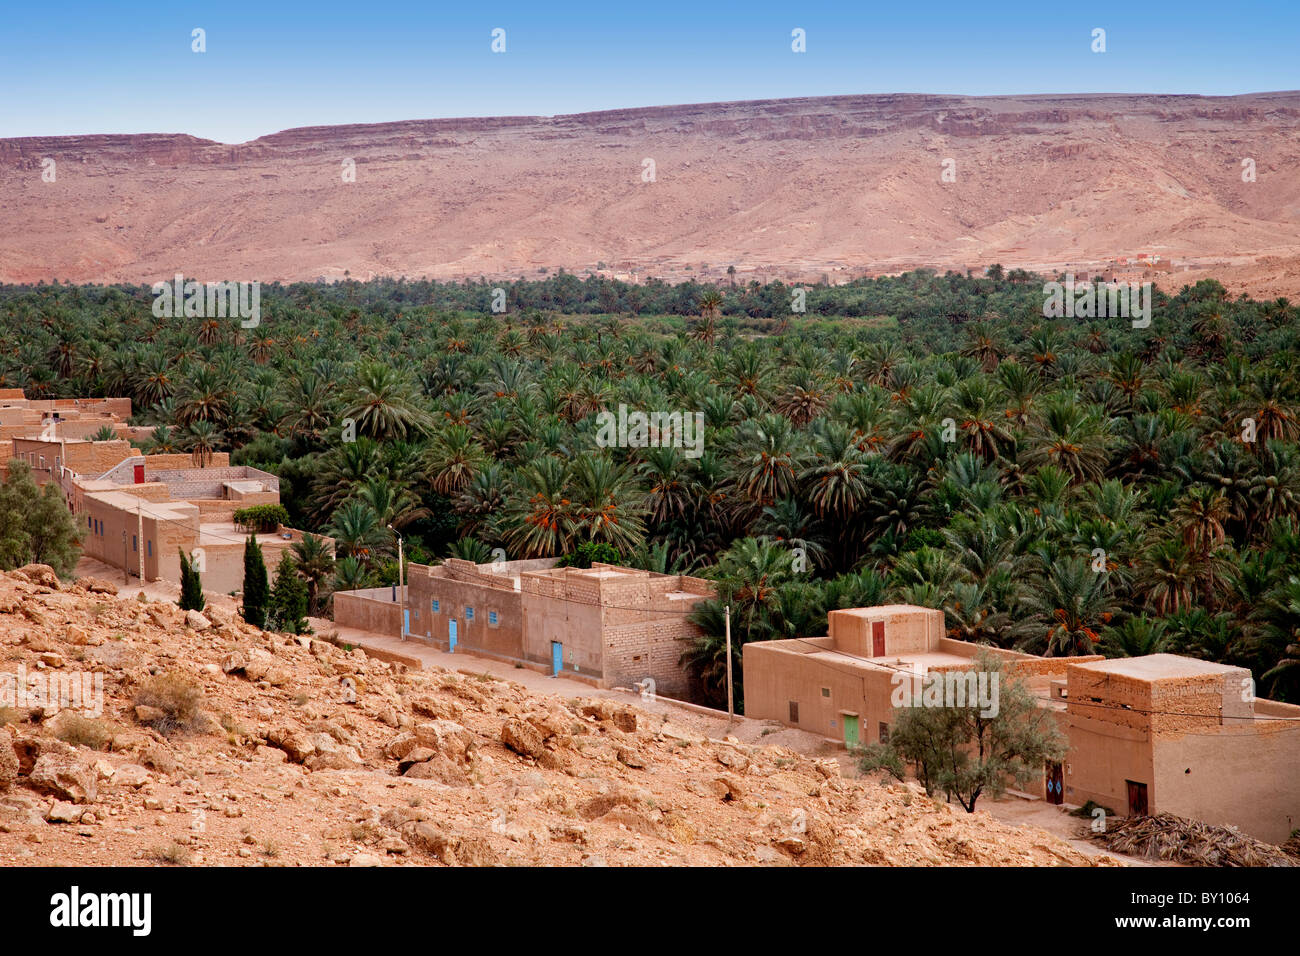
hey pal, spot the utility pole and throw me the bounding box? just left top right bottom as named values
left=137, top=499, right=145, bottom=584
left=121, top=530, right=128, bottom=584
left=389, top=525, right=404, bottom=640
left=725, top=604, right=733, bottom=726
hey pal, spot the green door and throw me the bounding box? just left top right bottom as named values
left=843, top=714, right=859, bottom=749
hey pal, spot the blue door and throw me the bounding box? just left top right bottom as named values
left=551, top=641, right=563, bottom=677
left=402, top=609, right=410, bottom=636
left=449, top=618, right=457, bottom=652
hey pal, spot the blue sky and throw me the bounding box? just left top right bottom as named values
left=1, top=1, right=1293, bottom=143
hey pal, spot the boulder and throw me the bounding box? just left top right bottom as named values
left=14, top=564, right=60, bottom=589
left=46, top=800, right=83, bottom=823
left=396, top=747, right=436, bottom=774
left=29, top=753, right=98, bottom=804
left=709, top=775, right=745, bottom=802
left=616, top=748, right=646, bottom=769
left=400, top=822, right=498, bottom=866
left=111, top=764, right=151, bottom=789
left=306, top=747, right=364, bottom=771
left=78, top=578, right=118, bottom=595
left=242, top=649, right=275, bottom=682
left=383, top=731, right=419, bottom=761
left=500, top=718, right=545, bottom=759
left=266, top=727, right=316, bottom=764
left=410, top=695, right=463, bottom=721
left=414, top=720, right=476, bottom=761
left=140, top=744, right=178, bottom=775
left=134, top=705, right=166, bottom=725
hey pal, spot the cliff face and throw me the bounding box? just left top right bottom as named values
left=4, top=91, right=1300, bottom=292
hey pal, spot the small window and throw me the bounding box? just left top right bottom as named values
left=879, top=722, right=890, bottom=744
left=466, top=607, right=475, bottom=621
left=820, top=687, right=830, bottom=698
left=147, top=540, right=152, bottom=557
left=431, top=599, right=440, bottom=613
left=488, top=610, right=498, bottom=626
left=132, top=535, right=137, bottom=552
left=788, top=701, right=799, bottom=723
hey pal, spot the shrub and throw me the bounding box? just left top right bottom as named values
left=557, top=541, right=621, bottom=569
left=54, top=713, right=114, bottom=750
left=150, top=840, right=192, bottom=866
left=133, top=673, right=203, bottom=735
left=232, top=504, right=290, bottom=534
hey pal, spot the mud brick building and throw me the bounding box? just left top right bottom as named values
left=745, top=605, right=1300, bottom=844
left=338, top=559, right=714, bottom=696
left=1, top=390, right=319, bottom=593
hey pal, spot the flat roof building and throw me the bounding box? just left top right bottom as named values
left=337, top=558, right=715, bottom=697
left=744, top=606, right=1300, bottom=844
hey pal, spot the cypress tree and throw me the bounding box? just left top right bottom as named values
left=241, top=536, right=269, bottom=628
left=269, top=551, right=308, bottom=634
left=177, top=549, right=206, bottom=612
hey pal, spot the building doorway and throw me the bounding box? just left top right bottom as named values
left=448, top=618, right=457, bottom=652
left=842, top=713, right=860, bottom=749
left=1045, top=762, right=1064, bottom=804
left=872, top=621, right=885, bottom=656
left=551, top=641, right=563, bottom=677
left=1126, top=780, right=1148, bottom=817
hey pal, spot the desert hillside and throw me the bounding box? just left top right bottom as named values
left=5, top=92, right=1300, bottom=295
left=0, top=565, right=1107, bottom=867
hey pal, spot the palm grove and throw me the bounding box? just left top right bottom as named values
left=3, top=270, right=1299, bottom=709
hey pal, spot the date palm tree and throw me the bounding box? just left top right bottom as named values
left=341, top=361, right=429, bottom=442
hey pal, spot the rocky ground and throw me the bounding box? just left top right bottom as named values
left=0, top=565, right=1111, bottom=867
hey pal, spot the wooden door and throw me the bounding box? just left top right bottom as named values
left=1126, top=780, right=1148, bottom=816
left=872, top=620, right=885, bottom=656
left=1046, top=762, right=1064, bottom=804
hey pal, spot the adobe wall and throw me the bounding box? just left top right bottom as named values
left=1060, top=709, right=1154, bottom=813
left=830, top=607, right=943, bottom=657
left=144, top=452, right=230, bottom=470
left=408, top=563, right=526, bottom=658
left=334, top=588, right=404, bottom=638
left=742, top=640, right=902, bottom=745
left=521, top=586, right=605, bottom=679
left=1152, top=718, right=1300, bottom=844
left=80, top=495, right=199, bottom=583
left=145, top=465, right=278, bottom=501
left=193, top=537, right=297, bottom=595
left=11, top=438, right=135, bottom=483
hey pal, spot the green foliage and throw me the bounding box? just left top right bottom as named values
left=556, top=540, right=621, bottom=568
left=857, top=651, right=1067, bottom=812
left=177, top=549, right=206, bottom=612
left=0, top=460, right=81, bottom=577
left=268, top=552, right=309, bottom=634
left=7, top=271, right=1300, bottom=702
left=241, top=536, right=269, bottom=628
left=232, top=504, right=291, bottom=534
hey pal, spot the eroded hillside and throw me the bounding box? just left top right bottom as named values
left=0, top=566, right=1110, bottom=866
left=4, top=92, right=1300, bottom=294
